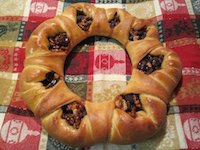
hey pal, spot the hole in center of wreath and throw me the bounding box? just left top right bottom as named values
left=64, top=36, right=132, bottom=103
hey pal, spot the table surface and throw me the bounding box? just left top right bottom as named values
left=0, top=0, right=200, bottom=150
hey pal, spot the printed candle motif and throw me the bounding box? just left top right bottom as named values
left=0, top=119, right=40, bottom=144
left=184, top=118, right=200, bottom=142
left=159, top=0, right=190, bottom=18
left=0, top=0, right=200, bottom=149
left=160, top=0, right=186, bottom=12
left=30, top=2, right=57, bottom=14
left=94, top=50, right=126, bottom=74
left=95, top=54, right=124, bottom=70
left=180, top=114, right=200, bottom=148
left=0, top=114, right=41, bottom=150
left=28, top=0, right=58, bottom=21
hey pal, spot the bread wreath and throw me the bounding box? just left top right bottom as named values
left=19, top=3, right=182, bottom=147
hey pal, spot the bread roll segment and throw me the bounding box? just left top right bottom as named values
left=19, top=3, right=182, bottom=147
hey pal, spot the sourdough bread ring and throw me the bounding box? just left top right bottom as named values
left=19, top=3, right=182, bottom=147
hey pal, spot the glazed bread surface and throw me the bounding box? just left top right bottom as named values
left=19, top=3, right=182, bottom=147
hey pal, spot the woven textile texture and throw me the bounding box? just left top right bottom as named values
left=0, top=0, right=200, bottom=150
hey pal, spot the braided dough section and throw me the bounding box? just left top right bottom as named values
left=19, top=3, right=182, bottom=147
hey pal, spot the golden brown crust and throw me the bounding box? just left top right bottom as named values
left=42, top=109, right=92, bottom=147
left=19, top=2, right=182, bottom=147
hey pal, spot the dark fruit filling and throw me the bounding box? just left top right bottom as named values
left=115, top=93, right=142, bottom=118
left=109, top=12, right=120, bottom=28
left=76, top=10, right=93, bottom=31
left=41, top=71, right=59, bottom=88
left=48, top=32, right=70, bottom=51
left=61, top=101, right=87, bottom=129
left=129, top=27, right=147, bottom=41
left=138, top=54, right=164, bottom=74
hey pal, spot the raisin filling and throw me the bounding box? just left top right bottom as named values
left=76, top=10, right=93, bottom=31
left=129, top=27, right=147, bottom=41
left=109, top=12, right=120, bottom=28
left=48, top=32, right=70, bottom=51
left=41, top=71, right=59, bottom=88
left=61, top=101, right=87, bottom=129
left=115, top=94, right=142, bottom=118
left=138, top=54, right=164, bottom=74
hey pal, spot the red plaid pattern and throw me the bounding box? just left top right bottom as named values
left=0, top=0, right=200, bottom=149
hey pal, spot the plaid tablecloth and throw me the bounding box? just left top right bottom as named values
left=0, top=0, right=200, bottom=150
